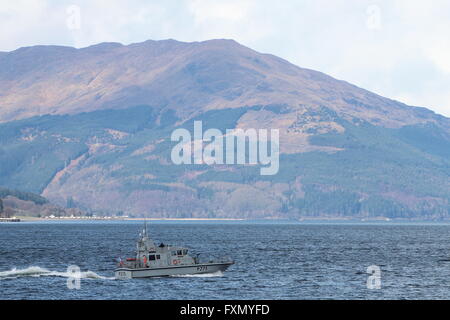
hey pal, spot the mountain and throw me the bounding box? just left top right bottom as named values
left=0, top=39, right=448, bottom=218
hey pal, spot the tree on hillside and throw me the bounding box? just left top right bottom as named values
left=0, top=199, right=12, bottom=218
left=3, top=207, right=14, bottom=218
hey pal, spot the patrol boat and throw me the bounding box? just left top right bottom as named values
left=115, top=223, right=234, bottom=279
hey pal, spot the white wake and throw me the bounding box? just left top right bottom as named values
left=0, top=266, right=115, bottom=280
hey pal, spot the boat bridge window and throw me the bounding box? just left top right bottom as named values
left=156, top=255, right=160, bottom=260
left=183, top=249, right=188, bottom=255
left=149, top=255, right=156, bottom=261
left=171, top=251, right=177, bottom=256
left=177, top=250, right=183, bottom=256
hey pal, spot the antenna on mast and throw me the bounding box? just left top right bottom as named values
left=144, top=216, right=148, bottom=237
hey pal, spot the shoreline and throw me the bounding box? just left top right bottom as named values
left=15, top=216, right=247, bottom=222
left=9, top=216, right=450, bottom=223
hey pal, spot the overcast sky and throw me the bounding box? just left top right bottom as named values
left=1, top=0, right=449, bottom=117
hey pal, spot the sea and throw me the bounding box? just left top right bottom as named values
left=1, top=220, right=450, bottom=300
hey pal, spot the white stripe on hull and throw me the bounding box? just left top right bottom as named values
left=115, top=262, right=233, bottom=279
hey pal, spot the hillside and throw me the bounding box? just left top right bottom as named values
left=0, top=187, right=83, bottom=218
left=0, top=39, right=448, bottom=218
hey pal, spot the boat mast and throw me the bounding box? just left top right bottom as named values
left=144, top=216, right=148, bottom=237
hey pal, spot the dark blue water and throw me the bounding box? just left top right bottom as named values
left=1, top=220, right=450, bottom=300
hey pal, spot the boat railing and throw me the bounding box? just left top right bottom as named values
left=117, top=258, right=142, bottom=268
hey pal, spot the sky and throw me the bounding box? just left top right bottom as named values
left=1, top=0, right=449, bottom=117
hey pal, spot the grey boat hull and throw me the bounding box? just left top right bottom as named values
left=115, top=262, right=233, bottom=279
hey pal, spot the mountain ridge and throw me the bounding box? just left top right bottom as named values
left=1, top=39, right=448, bottom=128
